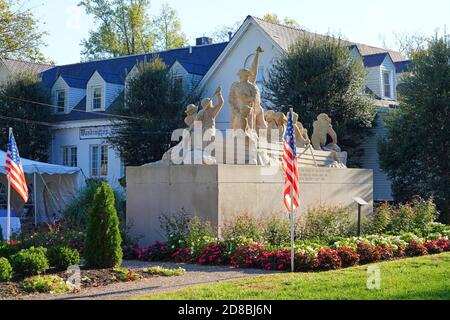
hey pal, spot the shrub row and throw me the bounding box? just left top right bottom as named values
left=128, top=237, right=450, bottom=272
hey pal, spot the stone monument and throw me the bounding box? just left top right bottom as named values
left=128, top=47, right=373, bottom=245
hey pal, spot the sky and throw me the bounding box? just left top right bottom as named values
left=26, top=0, right=450, bottom=65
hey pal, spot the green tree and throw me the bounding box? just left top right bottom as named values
left=0, top=73, right=52, bottom=161
left=84, top=182, right=122, bottom=268
left=265, top=36, right=376, bottom=166
left=108, top=57, right=188, bottom=166
left=262, top=13, right=300, bottom=28
left=79, top=0, right=155, bottom=60
left=0, top=0, right=48, bottom=62
left=153, top=2, right=187, bottom=51
left=379, top=35, right=450, bottom=223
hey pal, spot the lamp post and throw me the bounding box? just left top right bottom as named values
left=353, top=197, right=368, bottom=237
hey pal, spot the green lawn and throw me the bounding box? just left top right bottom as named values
left=136, top=253, right=450, bottom=300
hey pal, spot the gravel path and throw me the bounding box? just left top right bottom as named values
left=11, top=261, right=279, bottom=300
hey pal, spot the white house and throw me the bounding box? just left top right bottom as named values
left=198, top=16, right=411, bottom=201
left=40, top=40, right=228, bottom=188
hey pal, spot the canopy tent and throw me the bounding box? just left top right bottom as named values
left=0, top=150, right=83, bottom=227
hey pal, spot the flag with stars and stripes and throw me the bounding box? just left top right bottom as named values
left=282, top=111, right=299, bottom=212
left=4, top=130, right=29, bottom=203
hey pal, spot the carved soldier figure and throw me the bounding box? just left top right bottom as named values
left=184, top=104, right=198, bottom=128
left=195, top=86, right=224, bottom=132
left=291, top=112, right=310, bottom=148
left=311, top=113, right=341, bottom=152
left=229, top=47, right=267, bottom=135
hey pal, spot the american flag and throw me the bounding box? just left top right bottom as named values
left=4, top=130, right=29, bottom=203
left=282, top=111, right=299, bottom=212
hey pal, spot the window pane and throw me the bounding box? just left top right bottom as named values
left=91, top=146, right=99, bottom=177
left=383, top=72, right=391, bottom=98
left=57, top=90, right=65, bottom=113
left=93, top=87, right=102, bottom=110
left=100, top=145, right=108, bottom=176
left=62, top=147, right=69, bottom=166
left=71, top=147, right=77, bottom=167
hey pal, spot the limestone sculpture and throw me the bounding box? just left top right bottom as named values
left=291, top=112, right=311, bottom=148
left=195, top=86, right=224, bottom=132
left=311, top=113, right=341, bottom=152
left=229, top=47, right=267, bottom=135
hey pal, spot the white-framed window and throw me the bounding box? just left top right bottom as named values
left=90, top=144, right=108, bottom=177
left=62, top=146, right=77, bottom=167
left=383, top=71, right=392, bottom=99
left=55, top=90, right=66, bottom=113
left=92, top=86, right=103, bottom=110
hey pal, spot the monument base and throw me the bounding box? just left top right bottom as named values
left=126, top=165, right=373, bottom=245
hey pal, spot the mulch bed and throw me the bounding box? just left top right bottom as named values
left=0, top=267, right=155, bottom=299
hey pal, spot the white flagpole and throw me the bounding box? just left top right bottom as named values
left=289, top=109, right=296, bottom=273
left=6, top=128, right=12, bottom=242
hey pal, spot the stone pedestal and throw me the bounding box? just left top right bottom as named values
left=126, top=165, right=373, bottom=245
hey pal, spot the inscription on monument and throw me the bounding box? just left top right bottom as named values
left=300, top=169, right=330, bottom=182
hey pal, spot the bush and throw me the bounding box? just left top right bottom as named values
left=262, top=216, right=290, bottom=246
left=298, top=206, right=354, bottom=243
left=356, top=243, right=381, bottom=264
left=405, top=241, right=428, bottom=257
left=10, top=247, right=49, bottom=276
left=160, top=211, right=191, bottom=249
left=317, top=249, right=342, bottom=271
left=436, top=239, right=450, bottom=252
left=378, top=246, right=394, bottom=261
left=337, top=248, right=359, bottom=267
left=140, top=242, right=172, bottom=261
left=222, top=214, right=263, bottom=243
left=144, top=266, right=186, bottom=277
left=423, top=241, right=444, bottom=254
left=230, top=243, right=265, bottom=269
left=294, top=252, right=319, bottom=272
left=170, top=248, right=192, bottom=263
left=0, top=242, right=20, bottom=259
left=222, top=236, right=254, bottom=259
left=370, top=202, right=392, bottom=234
left=84, top=182, right=123, bottom=268
left=0, top=257, right=13, bottom=282
left=198, top=243, right=229, bottom=266
left=112, top=267, right=142, bottom=282
left=22, top=275, right=72, bottom=294
left=47, top=246, right=80, bottom=271
left=257, top=249, right=291, bottom=271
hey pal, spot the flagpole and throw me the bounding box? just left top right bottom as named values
left=289, top=109, right=296, bottom=273
left=6, top=128, right=12, bottom=242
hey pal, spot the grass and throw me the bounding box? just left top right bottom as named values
left=136, top=253, right=450, bottom=300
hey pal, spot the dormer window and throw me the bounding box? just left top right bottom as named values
left=92, top=86, right=103, bottom=110
left=383, top=71, right=392, bottom=99
left=56, top=90, right=66, bottom=113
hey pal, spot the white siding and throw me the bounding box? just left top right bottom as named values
left=86, top=72, right=106, bottom=111
left=366, top=66, right=382, bottom=98
left=51, top=77, right=86, bottom=113
left=51, top=77, right=69, bottom=113
left=202, top=21, right=283, bottom=130
left=68, top=87, right=86, bottom=111
left=361, top=107, right=393, bottom=201
left=105, top=82, right=124, bottom=107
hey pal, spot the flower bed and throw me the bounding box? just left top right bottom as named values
left=129, top=236, right=450, bottom=273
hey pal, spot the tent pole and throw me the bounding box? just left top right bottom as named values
left=33, top=172, right=37, bottom=227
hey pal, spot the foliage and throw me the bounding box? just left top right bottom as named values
left=262, top=13, right=300, bottom=28
left=63, top=179, right=125, bottom=228
left=405, top=241, right=428, bottom=257
left=79, top=0, right=187, bottom=60
left=0, top=242, right=20, bottom=259
left=297, top=206, right=354, bottom=242
left=368, top=198, right=438, bottom=235
left=356, top=243, right=381, bottom=264
left=108, top=57, right=188, bottom=166
left=0, top=73, right=52, bottom=161
left=257, top=249, right=291, bottom=271
left=198, top=243, right=229, bottom=266
left=0, top=257, right=12, bottom=282
left=336, top=248, right=360, bottom=268
left=84, top=182, right=123, bottom=268
left=19, top=221, right=85, bottom=252
left=139, top=242, right=172, bottom=261
left=170, top=248, right=192, bottom=263
left=262, top=216, right=290, bottom=246
left=0, top=0, right=48, bottom=62
left=317, top=249, right=342, bottom=271
left=183, top=217, right=215, bottom=259
left=112, top=267, right=142, bottom=282
left=143, top=266, right=185, bottom=277
left=153, top=3, right=187, bottom=50
left=222, top=214, right=264, bottom=243
left=424, top=241, right=444, bottom=255
left=47, top=246, right=80, bottom=271
left=21, top=275, right=72, bottom=294
left=230, top=243, right=265, bottom=269
left=293, top=252, right=319, bottom=272
left=265, top=35, right=375, bottom=166
left=10, top=247, right=49, bottom=276
left=160, top=210, right=191, bottom=249
left=379, top=35, right=450, bottom=223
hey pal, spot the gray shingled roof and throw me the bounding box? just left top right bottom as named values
left=251, top=16, right=405, bottom=62
left=1, top=58, right=53, bottom=76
